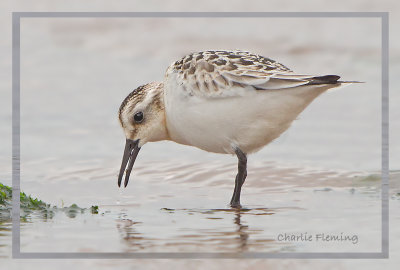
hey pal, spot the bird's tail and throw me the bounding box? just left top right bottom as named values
left=337, top=80, right=365, bottom=84
left=307, top=75, right=364, bottom=85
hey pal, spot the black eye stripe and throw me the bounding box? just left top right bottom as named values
left=134, top=111, right=144, bottom=123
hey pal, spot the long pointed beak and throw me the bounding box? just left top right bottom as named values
left=118, top=138, right=141, bottom=188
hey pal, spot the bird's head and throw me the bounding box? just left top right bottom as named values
left=117, top=82, right=168, bottom=187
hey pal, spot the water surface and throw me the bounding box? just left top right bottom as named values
left=4, top=159, right=390, bottom=254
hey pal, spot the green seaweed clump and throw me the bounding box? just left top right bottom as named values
left=1, top=183, right=55, bottom=221
left=0, top=183, right=12, bottom=205
left=1, top=182, right=100, bottom=221
left=1, top=183, right=15, bottom=221
left=90, top=205, right=99, bottom=214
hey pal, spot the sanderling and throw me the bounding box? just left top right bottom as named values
left=117, top=50, right=358, bottom=208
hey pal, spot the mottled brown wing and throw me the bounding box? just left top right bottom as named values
left=165, top=50, right=326, bottom=98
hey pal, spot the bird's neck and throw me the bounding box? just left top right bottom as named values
left=147, top=82, right=172, bottom=142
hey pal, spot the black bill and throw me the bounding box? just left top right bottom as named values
left=118, top=138, right=141, bottom=188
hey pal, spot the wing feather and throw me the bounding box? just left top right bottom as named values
left=165, top=50, right=339, bottom=98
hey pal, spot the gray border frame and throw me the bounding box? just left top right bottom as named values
left=12, top=12, right=389, bottom=259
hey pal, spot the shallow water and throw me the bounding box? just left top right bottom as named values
left=1, top=159, right=393, bottom=255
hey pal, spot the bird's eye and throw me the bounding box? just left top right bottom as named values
left=134, top=111, right=144, bottom=123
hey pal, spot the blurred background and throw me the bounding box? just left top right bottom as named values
left=0, top=1, right=399, bottom=270
left=18, top=16, right=381, bottom=173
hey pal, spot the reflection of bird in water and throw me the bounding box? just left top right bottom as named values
left=117, top=50, right=359, bottom=208
left=116, top=208, right=275, bottom=252
left=234, top=209, right=249, bottom=252
left=115, top=218, right=146, bottom=251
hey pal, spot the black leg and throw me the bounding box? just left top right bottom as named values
left=230, top=147, right=247, bottom=208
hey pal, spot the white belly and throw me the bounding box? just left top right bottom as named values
left=164, top=82, right=337, bottom=155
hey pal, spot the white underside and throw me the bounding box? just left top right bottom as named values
left=164, top=76, right=340, bottom=155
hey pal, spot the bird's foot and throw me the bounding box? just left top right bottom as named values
left=230, top=201, right=242, bottom=209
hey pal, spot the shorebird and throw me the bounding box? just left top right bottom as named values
left=117, top=50, right=357, bottom=208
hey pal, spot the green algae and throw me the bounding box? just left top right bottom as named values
left=0, top=182, right=98, bottom=221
